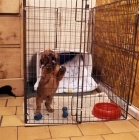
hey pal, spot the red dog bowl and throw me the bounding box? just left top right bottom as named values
left=92, top=102, right=121, bottom=120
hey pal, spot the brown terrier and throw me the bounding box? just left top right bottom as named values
left=35, top=50, right=66, bottom=115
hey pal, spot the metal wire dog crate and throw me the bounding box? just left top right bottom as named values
left=24, top=0, right=139, bottom=125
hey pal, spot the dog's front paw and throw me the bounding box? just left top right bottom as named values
left=59, top=66, right=66, bottom=74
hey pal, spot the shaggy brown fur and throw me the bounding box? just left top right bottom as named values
left=35, top=50, right=66, bottom=115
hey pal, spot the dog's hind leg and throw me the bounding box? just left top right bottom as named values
left=35, top=94, right=43, bottom=115
left=45, top=95, right=54, bottom=113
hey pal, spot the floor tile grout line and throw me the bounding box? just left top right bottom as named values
left=129, top=119, right=139, bottom=129
left=103, top=122, right=115, bottom=134
left=5, top=99, right=8, bottom=107
left=0, top=116, right=3, bottom=127
left=129, top=132, right=139, bottom=140
left=15, top=106, right=17, bottom=115
left=100, top=134, right=105, bottom=140
left=70, top=135, right=105, bottom=140
left=101, top=132, right=139, bottom=140
left=17, top=126, right=19, bottom=140
left=48, top=125, right=52, bottom=139
left=77, top=124, right=84, bottom=136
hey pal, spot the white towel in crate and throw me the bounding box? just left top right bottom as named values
left=56, top=54, right=97, bottom=93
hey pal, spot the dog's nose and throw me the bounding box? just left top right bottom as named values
left=52, top=60, right=56, bottom=65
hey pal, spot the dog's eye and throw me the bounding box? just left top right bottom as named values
left=52, top=56, right=55, bottom=60
left=44, top=55, right=47, bottom=58
left=49, top=53, right=52, bottom=56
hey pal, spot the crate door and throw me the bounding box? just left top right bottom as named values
left=24, top=0, right=90, bottom=124
left=56, top=1, right=90, bottom=123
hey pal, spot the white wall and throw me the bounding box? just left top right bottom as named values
left=26, top=0, right=96, bottom=8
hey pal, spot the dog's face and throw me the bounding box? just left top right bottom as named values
left=40, top=50, right=59, bottom=67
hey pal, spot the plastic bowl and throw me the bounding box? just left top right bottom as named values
left=92, top=102, right=121, bottom=120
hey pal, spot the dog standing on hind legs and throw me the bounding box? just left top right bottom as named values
left=35, top=50, right=66, bottom=115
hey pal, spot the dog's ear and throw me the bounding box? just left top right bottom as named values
left=40, top=53, right=44, bottom=67
left=40, top=58, right=43, bottom=68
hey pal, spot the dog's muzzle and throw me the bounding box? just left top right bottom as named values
left=49, top=53, right=59, bottom=65
left=52, top=60, right=56, bottom=65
